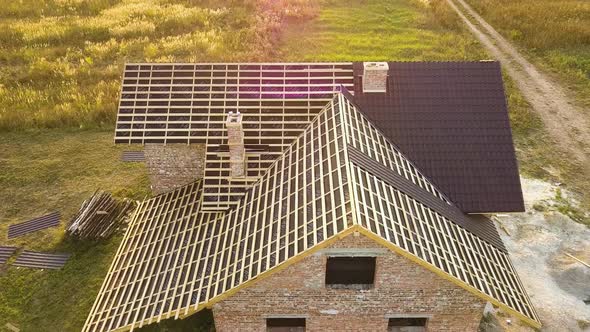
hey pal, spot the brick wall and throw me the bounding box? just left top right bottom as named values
left=143, top=144, right=205, bottom=194
left=212, top=233, right=485, bottom=331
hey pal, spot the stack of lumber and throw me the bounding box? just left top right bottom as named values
left=67, top=191, right=135, bottom=239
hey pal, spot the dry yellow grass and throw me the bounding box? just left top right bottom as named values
left=466, top=0, right=590, bottom=107
left=0, top=0, right=258, bottom=130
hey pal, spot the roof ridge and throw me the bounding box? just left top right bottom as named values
left=85, top=90, right=540, bottom=332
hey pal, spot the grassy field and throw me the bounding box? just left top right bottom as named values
left=279, top=0, right=487, bottom=61
left=0, top=0, right=587, bottom=331
left=0, top=0, right=259, bottom=130
left=465, top=0, right=590, bottom=108
left=0, top=130, right=151, bottom=331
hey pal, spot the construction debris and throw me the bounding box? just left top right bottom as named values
left=7, top=211, right=60, bottom=239
left=13, top=250, right=70, bottom=270
left=492, top=216, right=511, bottom=237
left=67, top=191, right=135, bottom=239
left=565, top=253, right=590, bottom=269
left=4, top=322, right=20, bottom=332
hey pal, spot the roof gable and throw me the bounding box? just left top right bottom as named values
left=85, top=94, right=354, bottom=332
left=86, top=92, right=539, bottom=332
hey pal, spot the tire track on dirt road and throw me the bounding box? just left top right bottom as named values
left=447, top=0, right=590, bottom=167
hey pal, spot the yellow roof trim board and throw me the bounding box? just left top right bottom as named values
left=176, top=225, right=361, bottom=321
left=120, top=226, right=360, bottom=332
left=84, top=92, right=540, bottom=331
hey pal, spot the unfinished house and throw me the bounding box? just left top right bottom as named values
left=83, top=62, right=540, bottom=331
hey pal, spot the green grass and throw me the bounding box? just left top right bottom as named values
left=0, top=0, right=258, bottom=130
left=0, top=130, right=151, bottom=331
left=279, top=0, right=487, bottom=61
left=465, top=0, right=590, bottom=108
left=0, top=0, right=587, bottom=331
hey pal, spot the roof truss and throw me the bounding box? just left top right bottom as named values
left=85, top=92, right=540, bottom=331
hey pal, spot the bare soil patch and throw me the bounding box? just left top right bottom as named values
left=488, top=178, right=590, bottom=331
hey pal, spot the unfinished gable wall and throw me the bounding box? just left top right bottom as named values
left=212, top=234, right=485, bottom=332
left=143, top=144, right=205, bottom=194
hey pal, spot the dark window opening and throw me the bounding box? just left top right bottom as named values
left=325, top=256, right=376, bottom=288
left=387, top=317, right=427, bottom=332
left=266, top=318, right=306, bottom=332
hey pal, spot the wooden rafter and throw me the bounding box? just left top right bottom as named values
left=86, top=89, right=541, bottom=332
left=339, top=93, right=540, bottom=326
left=115, top=62, right=355, bottom=211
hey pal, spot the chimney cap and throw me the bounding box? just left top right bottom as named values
left=226, top=111, right=242, bottom=125
left=363, top=62, right=389, bottom=70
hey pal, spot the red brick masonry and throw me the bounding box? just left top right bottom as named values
left=213, top=233, right=485, bottom=331
left=143, top=144, right=205, bottom=194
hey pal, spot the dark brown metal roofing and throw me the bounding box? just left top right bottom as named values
left=7, top=211, right=61, bottom=239
left=352, top=61, right=524, bottom=213
left=0, top=246, right=17, bottom=265
left=348, top=145, right=506, bottom=251
left=12, top=250, right=70, bottom=269
left=121, top=151, right=145, bottom=162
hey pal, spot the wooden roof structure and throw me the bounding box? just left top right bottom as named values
left=114, top=61, right=524, bottom=214
left=84, top=93, right=540, bottom=331
left=115, top=63, right=354, bottom=211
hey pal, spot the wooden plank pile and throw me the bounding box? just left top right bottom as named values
left=67, top=191, right=135, bottom=239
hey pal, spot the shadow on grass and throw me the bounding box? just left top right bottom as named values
left=0, top=230, right=216, bottom=332
left=136, top=309, right=215, bottom=332
left=0, top=234, right=124, bottom=331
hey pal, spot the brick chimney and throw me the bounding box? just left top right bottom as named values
left=362, top=62, right=389, bottom=93
left=226, top=111, right=246, bottom=178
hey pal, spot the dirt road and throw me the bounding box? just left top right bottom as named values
left=446, top=0, right=590, bottom=166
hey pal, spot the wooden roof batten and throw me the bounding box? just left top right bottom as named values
left=84, top=92, right=540, bottom=332
left=115, top=62, right=355, bottom=211
left=115, top=61, right=527, bottom=213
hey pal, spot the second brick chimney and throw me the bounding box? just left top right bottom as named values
left=362, top=62, right=389, bottom=93
left=226, top=111, right=246, bottom=178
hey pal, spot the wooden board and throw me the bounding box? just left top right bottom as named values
left=114, top=63, right=354, bottom=211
